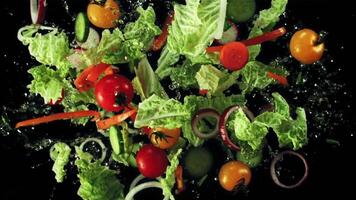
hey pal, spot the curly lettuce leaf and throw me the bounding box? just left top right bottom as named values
left=49, top=142, right=71, bottom=183
left=169, top=62, right=201, bottom=89
left=160, top=149, right=182, bottom=200
left=103, top=6, right=161, bottom=64
left=238, top=61, right=288, bottom=94
left=248, top=0, right=288, bottom=60
left=75, top=147, right=124, bottom=200
left=132, top=57, right=168, bottom=100
left=134, top=95, right=191, bottom=129
left=27, top=65, right=66, bottom=104
left=156, top=0, right=225, bottom=78
left=195, top=65, right=240, bottom=96
left=18, top=25, right=73, bottom=76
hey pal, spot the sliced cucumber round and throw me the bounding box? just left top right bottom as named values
left=109, top=126, right=122, bottom=155
left=184, top=147, right=213, bottom=178
left=227, top=0, right=256, bottom=23
left=75, top=12, right=90, bottom=43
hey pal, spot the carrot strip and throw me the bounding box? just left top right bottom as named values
left=96, top=109, right=137, bottom=129
left=267, top=71, right=288, bottom=86
left=15, top=110, right=100, bottom=128
left=175, top=165, right=184, bottom=193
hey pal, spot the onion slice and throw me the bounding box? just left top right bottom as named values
left=125, top=181, right=168, bottom=200
left=30, top=0, right=47, bottom=24
left=79, top=138, right=107, bottom=163
left=219, top=105, right=255, bottom=151
left=270, top=150, right=309, bottom=189
left=191, top=108, right=220, bottom=139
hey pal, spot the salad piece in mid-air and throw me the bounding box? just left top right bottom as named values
left=15, top=0, right=325, bottom=199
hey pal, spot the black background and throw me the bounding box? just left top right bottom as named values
left=1, top=0, right=355, bottom=199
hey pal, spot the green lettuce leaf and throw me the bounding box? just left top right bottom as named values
left=169, top=62, right=201, bottom=89
left=248, top=0, right=288, bottom=60
left=18, top=25, right=73, bottom=77
left=49, top=142, right=71, bottom=183
left=156, top=0, right=225, bottom=78
left=132, top=57, right=168, bottom=100
left=134, top=95, right=191, bottom=129
left=75, top=147, right=124, bottom=200
left=103, top=6, right=161, bottom=64
left=27, top=65, right=67, bottom=103
left=195, top=65, right=240, bottom=96
left=238, top=61, right=288, bottom=94
left=160, top=149, right=182, bottom=200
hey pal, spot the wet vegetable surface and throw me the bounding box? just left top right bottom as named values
left=1, top=0, right=355, bottom=199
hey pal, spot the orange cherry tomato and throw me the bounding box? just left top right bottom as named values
left=87, top=0, right=120, bottom=29
left=148, top=128, right=181, bottom=150
left=290, top=28, right=325, bottom=64
left=218, top=160, right=252, bottom=191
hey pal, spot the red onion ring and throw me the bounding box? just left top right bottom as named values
left=270, top=150, right=309, bottom=189
left=30, top=0, right=47, bottom=24
left=191, top=108, right=220, bottom=139
left=219, top=105, right=255, bottom=151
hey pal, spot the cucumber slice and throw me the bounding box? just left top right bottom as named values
left=227, top=0, right=256, bottom=23
left=184, top=147, right=213, bottom=178
left=109, top=126, right=122, bottom=154
left=75, top=12, right=90, bottom=43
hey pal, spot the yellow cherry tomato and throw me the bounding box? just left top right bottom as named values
left=87, top=0, right=120, bottom=29
left=218, top=160, right=252, bottom=191
left=148, top=128, right=181, bottom=150
left=290, top=28, right=325, bottom=64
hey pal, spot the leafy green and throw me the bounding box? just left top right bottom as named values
left=195, top=65, right=240, bottom=96
left=160, top=149, right=182, bottom=200
left=169, top=62, right=201, bottom=89
left=132, top=57, right=168, bottom=100
left=18, top=25, right=73, bottom=77
left=134, top=95, right=191, bottom=129
left=183, top=95, right=245, bottom=146
left=49, top=142, right=71, bottom=183
left=236, top=142, right=263, bottom=168
left=103, top=6, right=161, bottom=64
left=248, top=0, right=288, bottom=60
left=238, top=61, right=288, bottom=94
left=75, top=147, right=124, bottom=200
left=156, top=0, right=224, bottom=78
left=27, top=65, right=67, bottom=104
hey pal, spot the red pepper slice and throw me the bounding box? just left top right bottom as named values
left=96, top=109, right=137, bottom=130
left=74, top=63, right=111, bottom=92
left=175, top=165, right=184, bottom=193
left=15, top=110, right=100, bottom=128
left=240, top=27, right=286, bottom=46
left=267, top=71, right=288, bottom=86
left=152, top=12, right=174, bottom=51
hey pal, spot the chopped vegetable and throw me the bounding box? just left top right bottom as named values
left=175, top=165, right=184, bottom=193
left=227, top=0, right=256, bottom=23
left=109, top=126, right=121, bottom=154
left=152, top=12, right=174, bottom=51
left=216, top=20, right=238, bottom=45
left=191, top=108, right=220, bottom=139
left=75, top=12, right=90, bottom=43
left=79, top=138, right=107, bottom=163
left=15, top=110, right=100, bottom=128
left=270, top=151, right=308, bottom=189
left=74, top=63, right=111, bottom=92
left=30, top=0, right=46, bottom=24
left=241, top=27, right=286, bottom=46
left=267, top=71, right=288, bottom=86
left=160, top=149, right=182, bottom=200
left=96, top=109, right=136, bottom=130
left=184, top=147, right=213, bottom=178
left=218, top=160, right=251, bottom=191
left=49, top=142, right=71, bottom=183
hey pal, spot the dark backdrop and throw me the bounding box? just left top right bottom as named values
left=1, top=0, right=355, bottom=199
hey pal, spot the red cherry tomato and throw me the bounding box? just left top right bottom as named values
left=94, top=74, right=134, bottom=112
left=136, top=144, right=168, bottom=178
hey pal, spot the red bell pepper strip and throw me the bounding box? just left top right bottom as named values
left=96, top=109, right=137, bottom=130
left=74, top=63, right=111, bottom=92
left=152, top=12, right=174, bottom=51
left=267, top=71, right=288, bottom=86
left=175, top=165, right=184, bottom=193
left=240, top=27, right=287, bottom=46
left=15, top=110, right=100, bottom=128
